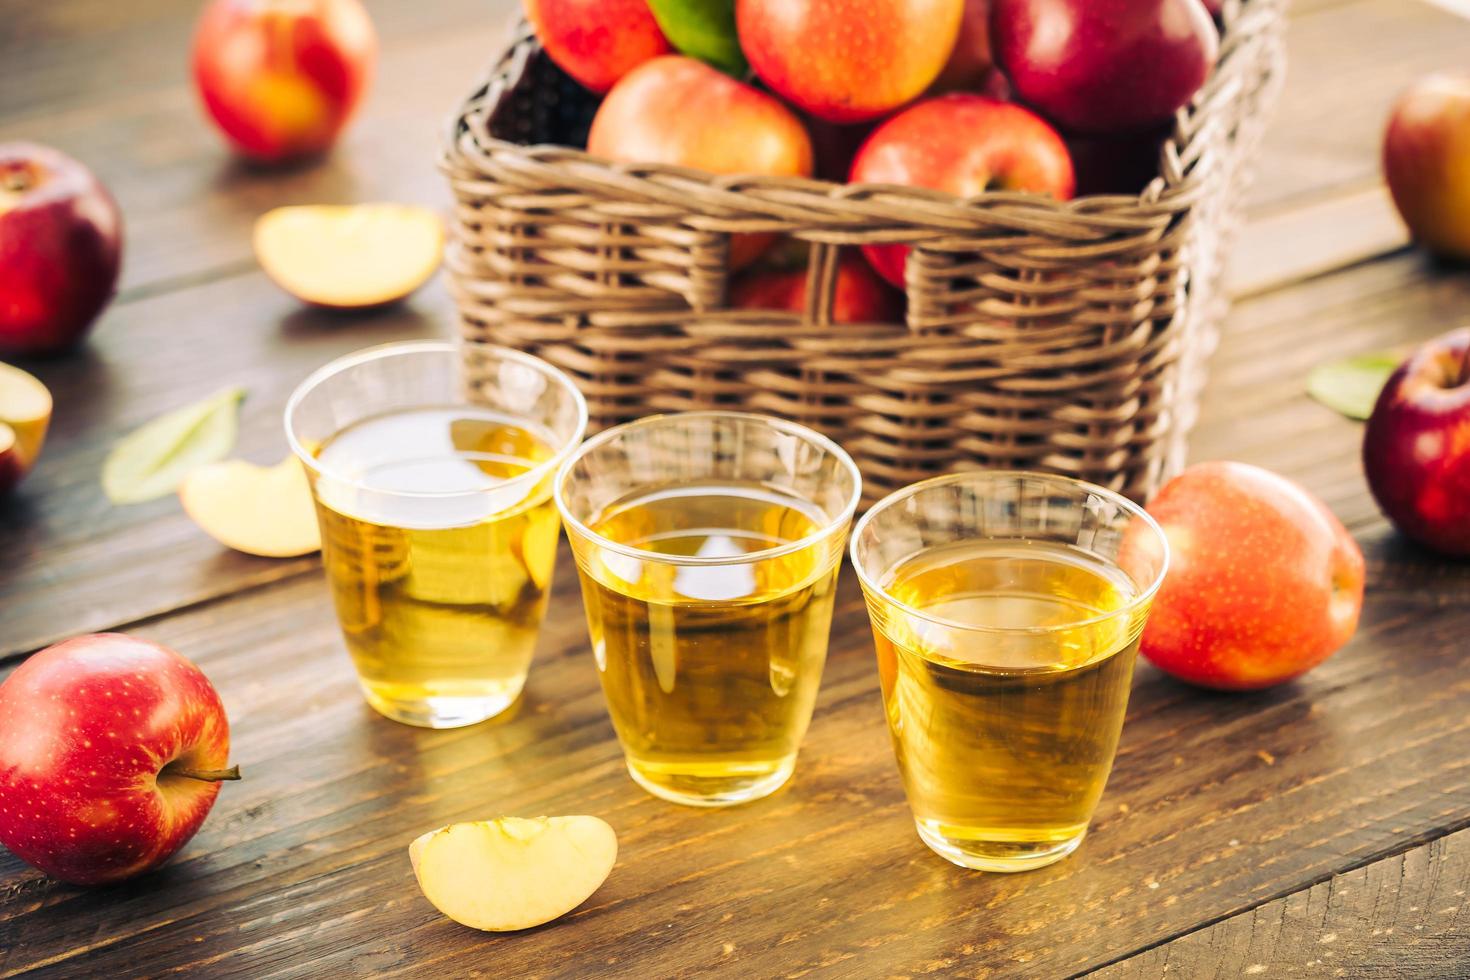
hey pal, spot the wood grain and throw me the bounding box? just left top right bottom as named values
left=3, top=0, right=1470, bottom=976
left=1092, top=829, right=1470, bottom=977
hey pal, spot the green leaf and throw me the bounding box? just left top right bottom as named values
left=103, top=387, right=246, bottom=504
left=647, top=0, right=747, bottom=76
left=1307, top=351, right=1402, bottom=420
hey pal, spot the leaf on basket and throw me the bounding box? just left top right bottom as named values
left=1306, top=351, right=1403, bottom=421
left=103, top=387, right=247, bottom=504
left=647, top=0, right=747, bottom=76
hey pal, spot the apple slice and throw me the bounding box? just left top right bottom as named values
left=179, top=456, right=321, bottom=557
left=253, top=203, right=444, bottom=308
left=409, top=816, right=618, bottom=932
left=0, top=362, right=53, bottom=494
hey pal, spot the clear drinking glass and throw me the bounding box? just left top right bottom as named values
left=556, top=412, right=862, bottom=807
left=851, top=471, right=1169, bottom=871
left=285, top=341, right=588, bottom=729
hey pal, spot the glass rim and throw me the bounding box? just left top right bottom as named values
left=849, top=470, right=1171, bottom=636
left=283, top=339, right=590, bottom=501
left=553, top=410, right=863, bottom=568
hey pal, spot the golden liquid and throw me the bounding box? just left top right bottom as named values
left=574, top=483, right=840, bottom=805
left=871, top=540, right=1142, bottom=870
left=311, top=407, right=558, bottom=728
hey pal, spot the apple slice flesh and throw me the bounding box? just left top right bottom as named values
left=179, top=456, right=321, bottom=557
left=0, top=361, right=52, bottom=470
left=253, top=203, right=444, bottom=308
left=409, top=816, right=617, bottom=932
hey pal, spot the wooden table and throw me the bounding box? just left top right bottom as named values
left=3, top=1, right=1469, bottom=976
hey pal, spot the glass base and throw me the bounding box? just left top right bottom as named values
left=915, top=820, right=1086, bottom=872
left=361, top=683, right=521, bottom=729
left=626, top=756, right=797, bottom=808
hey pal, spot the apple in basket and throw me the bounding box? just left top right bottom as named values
left=848, top=94, right=1075, bottom=287
left=587, top=55, right=813, bottom=269
left=738, top=0, right=966, bottom=123
left=731, top=250, right=903, bottom=324
left=524, top=0, right=670, bottom=93
left=992, top=0, right=1220, bottom=135
left=1129, top=462, right=1365, bottom=690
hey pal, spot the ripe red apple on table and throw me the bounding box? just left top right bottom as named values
left=0, top=143, right=122, bottom=357
left=731, top=251, right=903, bottom=324
left=1383, top=74, right=1470, bottom=261
left=1130, top=462, right=1365, bottom=691
left=738, top=0, right=965, bottom=123
left=588, top=55, right=813, bottom=269
left=848, top=94, right=1075, bottom=287
left=992, top=0, right=1219, bottom=134
left=0, top=634, right=238, bottom=885
left=525, top=0, right=670, bottom=94
left=192, top=0, right=376, bottom=163
left=1363, top=328, right=1470, bottom=556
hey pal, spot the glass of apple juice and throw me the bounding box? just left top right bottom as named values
left=555, top=412, right=862, bottom=807
left=850, top=471, right=1169, bottom=871
left=285, top=341, right=588, bottom=729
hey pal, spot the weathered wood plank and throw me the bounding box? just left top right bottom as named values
left=1091, top=827, right=1470, bottom=978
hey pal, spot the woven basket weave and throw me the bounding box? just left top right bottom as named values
left=442, top=0, right=1287, bottom=503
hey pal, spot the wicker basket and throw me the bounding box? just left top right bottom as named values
left=442, top=0, right=1287, bottom=503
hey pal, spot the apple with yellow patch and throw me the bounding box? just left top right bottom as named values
left=410, top=816, right=618, bottom=931
left=254, top=204, right=443, bottom=308
left=0, top=361, right=52, bottom=495
left=180, top=456, right=321, bottom=557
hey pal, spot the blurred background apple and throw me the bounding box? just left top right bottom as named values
left=1383, top=73, right=1470, bottom=261
left=0, top=142, right=122, bottom=356
left=192, top=0, right=377, bottom=163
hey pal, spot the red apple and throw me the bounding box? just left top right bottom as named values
left=0, top=634, right=238, bottom=885
left=1363, top=329, right=1470, bottom=555
left=848, top=94, right=1074, bottom=286
left=932, top=0, right=992, bottom=92
left=525, top=0, right=670, bottom=94
left=992, top=0, right=1219, bottom=135
left=731, top=251, right=902, bottom=323
left=588, top=55, right=813, bottom=269
left=192, top=0, right=376, bottom=163
left=1133, top=462, right=1365, bottom=691
left=1383, top=74, right=1470, bottom=261
left=737, top=0, right=965, bottom=123
left=0, top=143, right=122, bottom=356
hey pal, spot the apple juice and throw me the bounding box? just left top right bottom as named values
left=570, top=483, right=840, bottom=806
left=869, top=539, right=1142, bottom=871
left=311, top=407, right=558, bottom=728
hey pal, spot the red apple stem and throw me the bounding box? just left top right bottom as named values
left=1457, top=344, right=1470, bottom=388
left=169, top=765, right=242, bottom=782
left=0, top=168, right=31, bottom=194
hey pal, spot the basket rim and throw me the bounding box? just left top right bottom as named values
left=443, top=0, right=1283, bottom=231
